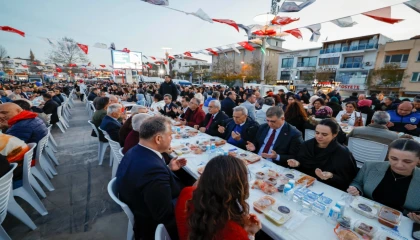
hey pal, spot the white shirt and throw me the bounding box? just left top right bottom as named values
left=138, top=143, right=164, bottom=163
left=150, top=100, right=165, bottom=112
left=336, top=110, right=365, bottom=126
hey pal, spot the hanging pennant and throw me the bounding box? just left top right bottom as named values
left=249, top=39, right=263, bottom=45
left=100, top=65, right=106, bottom=68
left=77, top=43, right=89, bottom=54
left=93, top=42, right=108, bottom=49
left=212, top=19, right=239, bottom=32
left=189, top=8, right=213, bottom=23
left=184, top=51, right=193, bottom=57
left=284, top=29, right=303, bottom=39
left=228, top=44, right=241, bottom=54
left=0, top=26, right=25, bottom=37
left=22, top=65, right=28, bottom=68
left=205, top=48, right=218, bottom=55
left=238, top=41, right=255, bottom=51
left=306, top=24, right=321, bottom=42
left=271, top=16, right=300, bottom=26
left=404, top=0, right=420, bottom=13
left=253, top=28, right=277, bottom=36
left=279, top=0, right=316, bottom=12
left=141, top=0, right=169, bottom=6
left=150, top=56, right=157, bottom=60
left=330, top=17, right=358, bottom=27
left=168, top=55, right=175, bottom=60
left=164, top=60, right=168, bottom=64
left=69, top=63, right=77, bottom=67
left=147, top=63, right=153, bottom=68
left=362, top=7, right=404, bottom=24
left=122, top=48, right=130, bottom=53
left=56, top=67, right=62, bottom=72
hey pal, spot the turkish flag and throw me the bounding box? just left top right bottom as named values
left=77, top=43, right=89, bottom=54
left=164, top=60, right=168, bottom=65
left=147, top=63, right=153, bottom=68
left=0, top=26, right=25, bottom=37
left=238, top=41, right=255, bottom=51
left=362, top=7, right=404, bottom=24
left=150, top=56, right=156, bottom=60
left=22, top=65, right=28, bottom=68
left=69, top=63, right=77, bottom=67
left=284, top=29, right=303, bottom=39
left=271, top=16, right=300, bottom=26
left=168, top=56, right=175, bottom=60
left=205, top=48, right=218, bottom=56
left=100, top=65, right=106, bottom=68
left=212, top=19, right=239, bottom=32
left=122, top=48, right=130, bottom=53
left=184, top=52, right=192, bottom=57
left=56, top=67, right=62, bottom=72
left=253, top=29, right=276, bottom=36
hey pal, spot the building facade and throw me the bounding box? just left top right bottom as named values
left=373, top=36, right=420, bottom=97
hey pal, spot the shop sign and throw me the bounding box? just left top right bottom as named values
left=339, top=84, right=365, bottom=91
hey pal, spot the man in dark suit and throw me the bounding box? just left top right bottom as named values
left=116, top=116, right=187, bottom=240
left=159, top=94, right=178, bottom=119
left=41, top=93, right=59, bottom=124
left=246, top=106, right=303, bottom=167
left=100, top=103, right=123, bottom=143
left=221, top=91, right=237, bottom=118
left=199, top=100, right=228, bottom=137
left=87, top=88, right=99, bottom=101
left=158, top=75, right=178, bottom=102
left=218, top=106, right=259, bottom=150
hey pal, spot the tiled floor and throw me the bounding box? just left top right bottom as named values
left=3, top=101, right=127, bottom=240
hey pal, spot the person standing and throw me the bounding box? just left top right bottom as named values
left=159, top=75, right=178, bottom=102
left=221, top=91, right=237, bottom=118
left=241, top=93, right=257, bottom=121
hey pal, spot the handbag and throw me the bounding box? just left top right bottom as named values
left=354, top=112, right=363, bottom=127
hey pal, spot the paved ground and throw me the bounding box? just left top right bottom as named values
left=3, top=101, right=128, bottom=240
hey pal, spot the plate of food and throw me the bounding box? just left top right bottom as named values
left=253, top=196, right=276, bottom=213
left=181, top=147, right=191, bottom=154
left=264, top=205, right=293, bottom=225
left=378, top=206, right=402, bottom=228
left=215, top=139, right=226, bottom=146
left=267, top=169, right=280, bottom=179
left=245, top=154, right=261, bottom=164
left=349, top=197, right=379, bottom=219
left=354, top=221, right=377, bottom=239
left=296, top=175, right=316, bottom=187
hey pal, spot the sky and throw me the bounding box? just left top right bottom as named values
left=0, top=0, right=419, bottom=66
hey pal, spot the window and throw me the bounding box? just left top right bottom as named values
left=319, top=57, right=339, bottom=65
left=412, top=72, right=420, bottom=82
left=275, top=41, right=278, bottom=47
left=299, top=57, right=317, bottom=67
left=300, top=71, right=315, bottom=81
left=281, top=58, right=294, bottom=68
left=384, top=54, right=409, bottom=63
left=280, top=71, right=291, bottom=80
left=417, top=52, right=420, bottom=62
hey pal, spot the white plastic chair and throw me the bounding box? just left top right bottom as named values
left=31, top=135, right=55, bottom=192
left=57, top=105, right=70, bottom=129
left=99, top=127, right=114, bottom=167
left=155, top=224, right=172, bottom=240
left=13, top=143, right=48, bottom=216
left=88, top=121, right=110, bottom=165
left=304, top=129, right=315, bottom=141
left=55, top=105, right=66, bottom=133
left=105, top=137, right=123, bottom=179
left=0, top=163, right=17, bottom=240
left=45, top=125, right=59, bottom=166
left=107, top=178, right=134, bottom=240
left=348, top=137, right=388, bottom=168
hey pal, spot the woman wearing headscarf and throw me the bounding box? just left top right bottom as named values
left=357, top=99, right=374, bottom=124
left=326, top=96, right=342, bottom=117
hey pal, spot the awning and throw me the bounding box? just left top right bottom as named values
left=404, top=91, right=420, bottom=95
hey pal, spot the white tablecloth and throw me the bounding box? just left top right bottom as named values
left=172, top=126, right=414, bottom=240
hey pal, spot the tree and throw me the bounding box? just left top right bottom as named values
left=47, top=37, right=89, bottom=65
left=244, top=55, right=277, bottom=84
left=0, top=45, right=7, bottom=60
left=211, top=57, right=240, bottom=82
left=29, top=49, right=35, bottom=62
left=367, top=63, right=407, bottom=88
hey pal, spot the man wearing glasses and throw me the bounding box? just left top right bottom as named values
left=246, top=107, right=303, bottom=167
left=198, top=100, right=228, bottom=137
left=179, top=97, right=205, bottom=127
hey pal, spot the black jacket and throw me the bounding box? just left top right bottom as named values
left=367, top=96, right=381, bottom=111
left=294, top=138, right=358, bottom=191
left=43, top=99, right=59, bottom=124
left=343, top=96, right=358, bottom=103
left=200, top=111, right=229, bottom=137
left=87, top=92, right=98, bottom=101
left=159, top=81, right=178, bottom=101
left=159, top=102, right=178, bottom=119
left=52, top=95, right=62, bottom=105
left=221, top=117, right=259, bottom=150
left=326, top=102, right=342, bottom=117
left=252, top=122, right=303, bottom=166
left=116, top=145, right=182, bottom=240
left=358, top=106, right=374, bottom=125
left=221, top=97, right=236, bottom=118
left=100, top=115, right=122, bottom=143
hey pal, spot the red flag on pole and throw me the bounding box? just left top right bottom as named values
left=271, top=16, right=300, bottom=26
left=184, top=52, right=192, bottom=57
left=205, top=48, right=219, bottom=56
left=212, top=19, right=239, bottom=32
left=253, top=29, right=277, bottom=36
left=238, top=41, right=256, bottom=51
left=362, top=7, right=404, bottom=24
left=122, top=48, right=130, bottom=53
left=284, top=29, right=303, bottom=39
left=77, top=43, right=89, bottom=54
left=0, top=26, right=25, bottom=37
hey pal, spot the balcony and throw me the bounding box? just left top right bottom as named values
left=320, top=43, right=378, bottom=54
left=381, top=62, right=408, bottom=68
left=340, top=62, right=363, bottom=69
left=296, top=62, right=316, bottom=67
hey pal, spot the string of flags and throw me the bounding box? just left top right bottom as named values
left=1, top=0, right=420, bottom=71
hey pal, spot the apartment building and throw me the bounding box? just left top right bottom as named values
left=373, top=36, right=420, bottom=97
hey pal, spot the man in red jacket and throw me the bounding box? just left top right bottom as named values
left=180, top=97, right=205, bottom=127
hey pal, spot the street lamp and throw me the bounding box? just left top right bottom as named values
left=253, top=13, right=275, bottom=84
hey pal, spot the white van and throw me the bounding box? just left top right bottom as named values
left=138, top=76, right=164, bottom=84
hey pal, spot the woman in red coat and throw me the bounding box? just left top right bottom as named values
left=175, top=155, right=262, bottom=240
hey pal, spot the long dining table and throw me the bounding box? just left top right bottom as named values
left=171, top=125, right=415, bottom=240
